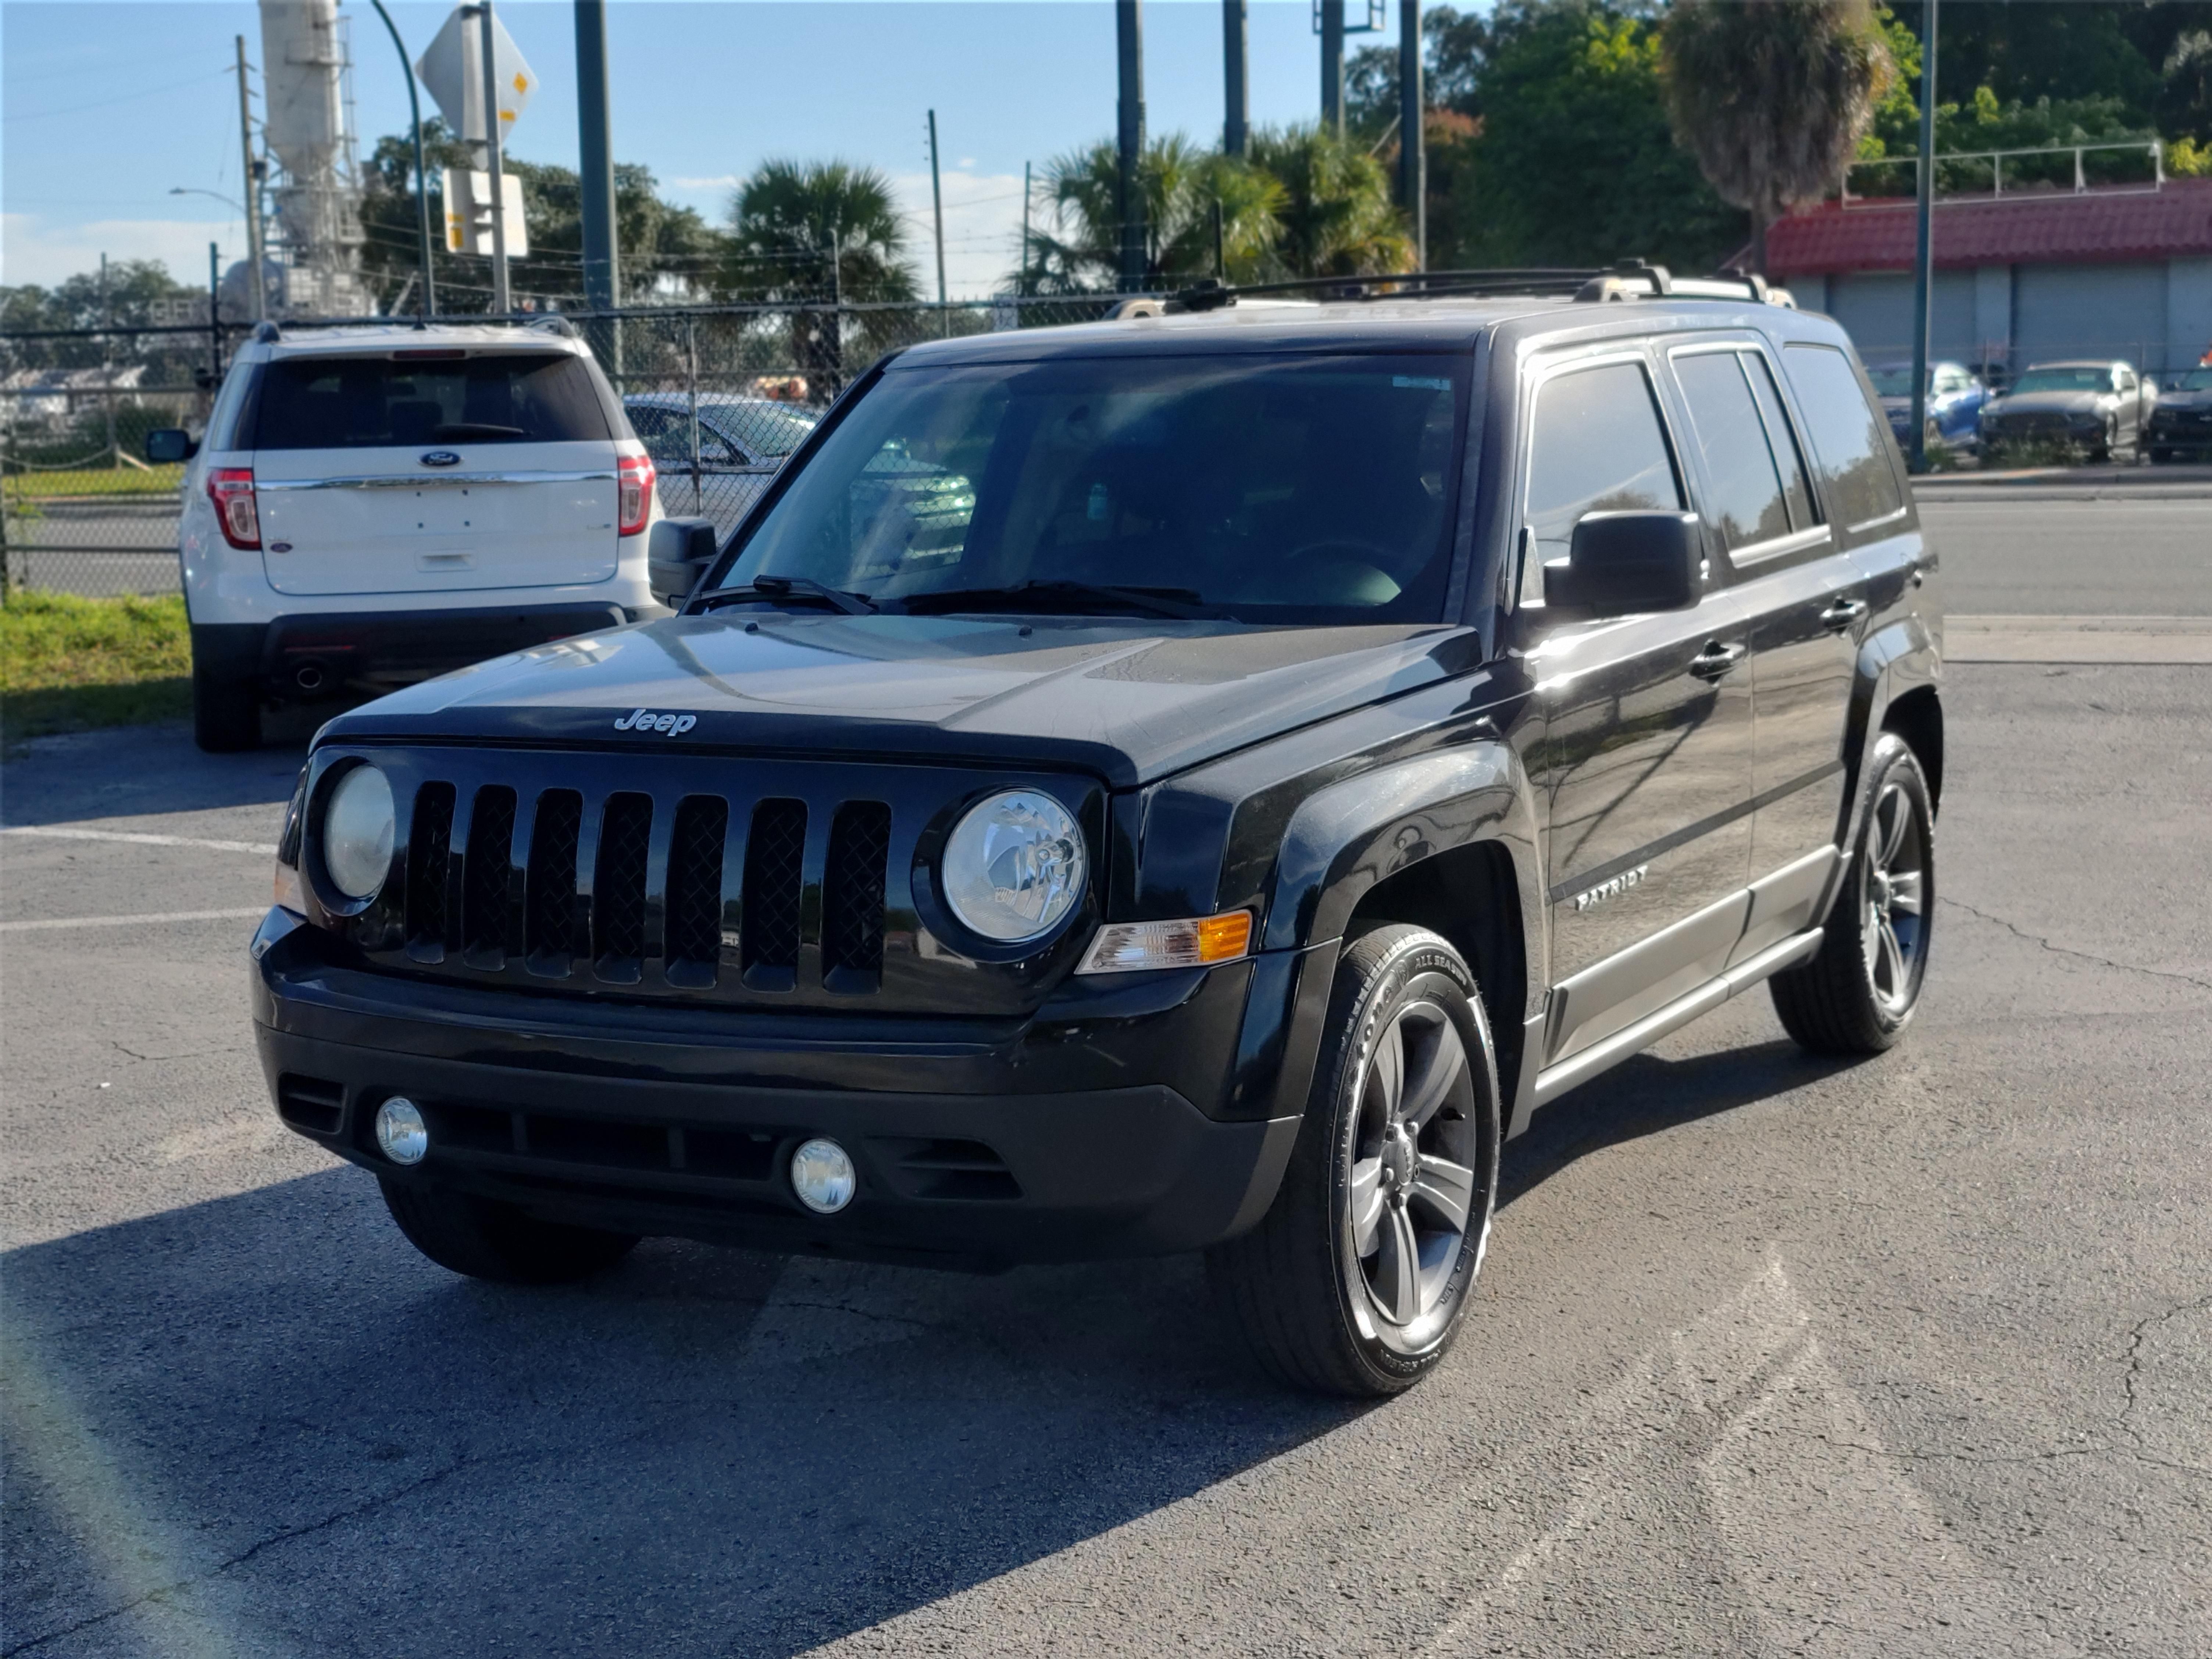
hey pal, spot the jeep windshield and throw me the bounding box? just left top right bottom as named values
left=714, top=352, right=1469, bottom=622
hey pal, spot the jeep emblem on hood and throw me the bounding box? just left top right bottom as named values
left=420, top=450, right=462, bottom=468
left=614, top=708, right=697, bottom=735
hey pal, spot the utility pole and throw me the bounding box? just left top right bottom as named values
left=927, top=110, right=949, bottom=335
left=1223, top=0, right=1248, bottom=157
left=368, top=1, right=434, bottom=317
left=1398, top=0, right=1424, bottom=269
left=1321, top=0, right=1345, bottom=139
left=208, top=242, right=223, bottom=385
left=575, top=0, right=619, bottom=315
left=1908, top=0, right=1938, bottom=473
left=1020, top=159, right=1033, bottom=286
left=235, top=35, right=266, bottom=321
left=473, top=1, right=512, bottom=315
left=1116, top=0, right=1147, bottom=291
left=100, top=254, right=117, bottom=459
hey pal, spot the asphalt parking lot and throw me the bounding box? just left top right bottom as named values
left=3, top=486, right=2208, bottom=1656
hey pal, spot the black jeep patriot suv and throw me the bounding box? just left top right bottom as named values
left=254, top=270, right=1941, bottom=1397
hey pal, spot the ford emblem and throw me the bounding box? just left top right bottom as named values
left=420, top=450, right=462, bottom=468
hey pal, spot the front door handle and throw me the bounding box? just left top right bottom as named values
left=1687, top=639, right=1747, bottom=681
left=1820, top=597, right=1869, bottom=632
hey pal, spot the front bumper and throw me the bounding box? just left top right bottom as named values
left=253, top=909, right=1310, bottom=1265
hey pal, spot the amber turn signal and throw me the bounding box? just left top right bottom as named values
left=1075, top=910, right=1254, bottom=975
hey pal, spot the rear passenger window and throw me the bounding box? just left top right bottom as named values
left=1674, top=352, right=1791, bottom=553
left=1781, top=344, right=1905, bottom=531
left=1522, top=361, right=1683, bottom=599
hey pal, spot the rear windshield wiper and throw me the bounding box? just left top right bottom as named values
left=895, top=580, right=1214, bottom=620
left=697, top=575, right=876, bottom=616
left=430, top=422, right=526, bottom=442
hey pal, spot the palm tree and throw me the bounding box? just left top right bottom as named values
left=1245, top=124, right=1416, bottom=279
left=719, top=160, right=917, bottom=392
left=1659, top=0, right=1894, bottom=275
left=1018, top=135, right=1283, bottom=292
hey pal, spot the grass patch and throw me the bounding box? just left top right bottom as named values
left=1, top=589, right=192, bottom=746
left=4, top=464, right=184, bottom=502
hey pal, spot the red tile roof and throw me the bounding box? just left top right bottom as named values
left=1764, top=179, right=2212, bottom=275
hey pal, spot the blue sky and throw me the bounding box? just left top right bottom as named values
left=3, top=1, right=1433, bottom=299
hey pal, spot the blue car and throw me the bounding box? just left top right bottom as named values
left=1868, top=360, right=1988, bottom=451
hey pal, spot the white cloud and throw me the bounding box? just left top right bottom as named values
left=889, top=169, right=1028, bottom=299
left=2, top=213, right=240, bottom=290
left=670, top=175, right=742, bottom=191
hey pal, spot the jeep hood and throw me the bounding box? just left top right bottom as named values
left=318, top=611, right=1487, bottom=787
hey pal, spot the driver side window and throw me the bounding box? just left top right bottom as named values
left=1520, top=360, right=1684, bottom=602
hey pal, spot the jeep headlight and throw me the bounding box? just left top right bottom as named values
left=322, top=764, right=395, bottom=901
left=941, top=789, right=1085, bottom=943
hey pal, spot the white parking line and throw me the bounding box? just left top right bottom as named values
left=0, top=826, right=278, bottom=857
left=0, top=909, right=267, bottom=933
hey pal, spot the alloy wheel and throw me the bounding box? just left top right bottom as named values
left=1342, top=998, right=1481, bottom=1351
left=1860, top=779, right=1928, bottom=1016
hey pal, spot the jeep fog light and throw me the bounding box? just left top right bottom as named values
left=790, top=1138, right=856, bottom=1213
left=941, top=789, right=1085, bottom=943
left=375, top=1098, right=428, bottom=1165
left=1076, top=910, right=1253, bottom=975
left=323, top=765, right=395, bottom=900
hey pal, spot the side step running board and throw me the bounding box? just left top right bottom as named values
left=1530, top=927, right=1826, bottom=1110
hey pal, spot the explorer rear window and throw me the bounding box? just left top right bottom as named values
left=251, top=353, right=610, bottom=449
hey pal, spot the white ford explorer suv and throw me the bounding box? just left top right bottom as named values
left=146, top=319, right=662, bottom=752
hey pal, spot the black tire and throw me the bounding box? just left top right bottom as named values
left=191, top=666, right=260, bottom=753
left=1209, top=924, right=1501, bottom=1398
left=379, top=1178, right=640, bottom=1284
left=1769, top=732, right=1935, bottom=1055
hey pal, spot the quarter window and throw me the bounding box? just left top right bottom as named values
left=1741, top=352, right=1818, bottom=531
left=1521, top=361, right=1683, bottom=599
left=1675, top=351, right=1791, bottom=553
left=1781, top=344, right=1905, bottom=531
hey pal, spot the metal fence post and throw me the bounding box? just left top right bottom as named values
left=686, top=313, right=702, bottom=515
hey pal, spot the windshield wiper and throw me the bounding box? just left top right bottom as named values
left=698, top=576, right=876, bottom=616
left=895, top=580, right=1213, bottom=620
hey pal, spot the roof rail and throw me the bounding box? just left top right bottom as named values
left=1574, top=261, right=1795, bottom=307
left=527, top=314, right=579, bottom=338
left=1159, top=267, right=1603, bottom=312
left=253, top=319, right=282, bottom=343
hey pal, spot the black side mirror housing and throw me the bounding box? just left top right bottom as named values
left=145, top=428, right=198, bottom=465
left=1544, top=511, right=1703, bottom=619
left=647, top=516, right=719, bottom=606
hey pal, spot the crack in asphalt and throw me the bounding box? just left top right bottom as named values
left=2114, top=1294, right=2212, bottom=1480
left=1766, top=1428, right=2101, bottom=1466
left=1938, top=897, right=2212, bottom=993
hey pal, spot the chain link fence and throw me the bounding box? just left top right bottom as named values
left=1, top=297, right=1116, bottom=599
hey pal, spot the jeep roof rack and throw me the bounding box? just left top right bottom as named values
left=1155, top=260, right=1793, bottom=314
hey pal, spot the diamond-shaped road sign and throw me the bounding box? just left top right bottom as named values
left=414, top=7, right=537, bottom=148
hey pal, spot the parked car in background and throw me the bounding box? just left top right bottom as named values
left=2144, top=366, right=2212, bottom=462
left=623, top=393, right=820, bottom=534
left=1867, top=360, right=1986, bottom=451
left=145, top=319, right=661, bottom=753
left=1977, top=360, right=2153, bottom=460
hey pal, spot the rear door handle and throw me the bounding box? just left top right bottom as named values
left=1688, top=640, right=1747, bottom=681
left=1820, top=598, right=1869, bottom=632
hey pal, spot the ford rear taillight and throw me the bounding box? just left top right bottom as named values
left=617, top=454, right=654, bottom=537
left=207, top=467, right=260, bottom=549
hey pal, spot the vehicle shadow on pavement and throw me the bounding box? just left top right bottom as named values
left=0, top=721, right=315, bottom=829
left=2, top=1166, right=1364, bottom=1656
left=1501, top=1039, right=1860, bottom=1209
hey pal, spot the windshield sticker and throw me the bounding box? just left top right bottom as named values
left=1393, top=375, right=1452, bottom=392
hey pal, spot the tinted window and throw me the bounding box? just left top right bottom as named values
left=728, top=354, right=1467, bottom=621
left=1742, top=352, right=1817, bottom=530
left=1674, top=352, right=1790, bottom=552
left=1522, top=360, right=1682, bottom=599
left=1781, top=344, right=1903, bottom=530
left=2010, top=366, right=2111, bottom=394
left=252, top=353, right=610, bottom=450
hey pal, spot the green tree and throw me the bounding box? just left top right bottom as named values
left=1244, top=124, right=1415, bottom=277
left=1435, top=1, right=1744, bottom=273
left=718, top=160, right=918, bottom=303
left=0, top=260, right=201, bottom=377
left=1019, top=135, right=1284, bottom=292
left=1659, top=0, right=1894, bottom=275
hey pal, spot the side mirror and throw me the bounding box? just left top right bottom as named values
left=1544, top=511, right=1702, bottom=619
left=145, top=428, right=197, bottom=464
left=647, top=516, right=718, bottom=606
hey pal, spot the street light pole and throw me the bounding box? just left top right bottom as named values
left=368, top=0, right=435, bottom=317
left=1321, top=0, right=1345, bottom=139
left=1116, top=0, right=1146, bottom=291
left=1909, top=0, right=1938, bottom=473
left=928, top=108, right=948, bottom=333
left=472, top=1, right=512, bottom=316
left=1398, top=0, right=1424, bottom=269
left=1223, top=0, right=1248, bottom=157
left=234, top=35, right=265, bottom=321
